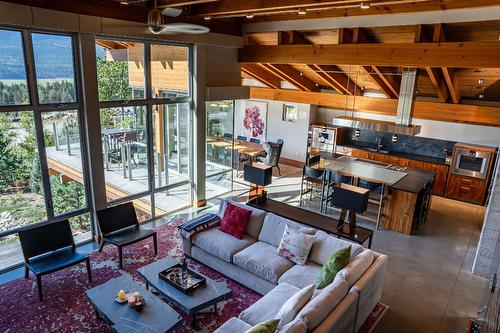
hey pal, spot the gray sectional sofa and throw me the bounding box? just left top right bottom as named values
left=181, top=199, right=388, bottom=333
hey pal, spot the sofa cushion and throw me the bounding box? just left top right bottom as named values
left=275, top=284, right=315, bottom=328
left=278, top=262, right=322, bottom=289
left=309, top=230, right=363, bottom=265
left=245, top=319, right=280, bottom=333
left=239, top=282, right=300, bottom=326
left=219, top=199, right=267, bottom=239
left=296, top=279, right=349, bottom=330
left=277, top=224, right=316, bottom=265
left=191, top=227, right=256, bottom=262
left=220, top=202, right=252, bottom=239
left=215, top=317, right=252, bottom=333
left=259, top=213, right=316, bottom=248
left=234, top=241, right=294, bottom=283
left=316, top=246, right=351, bottom=289
left=336, top=249, right=375, bottom=287
left=278, top=319, right=308, bottom=333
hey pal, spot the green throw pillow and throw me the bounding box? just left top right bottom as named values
left=244, top=319, right=280, bottom=333
left=315, top=246, right=351, bottom=289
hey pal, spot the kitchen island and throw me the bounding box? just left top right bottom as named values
left=316, top=155, right=435, bottom=235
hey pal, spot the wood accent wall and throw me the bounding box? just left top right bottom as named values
left=250, top=87, right=500, bottom=127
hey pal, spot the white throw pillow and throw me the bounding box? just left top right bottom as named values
left=275, top=284, right=315, bottom=328
left=277, top=224, right=316, bottom=265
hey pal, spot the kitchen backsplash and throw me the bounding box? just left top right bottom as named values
left=337, top=127, right=456, bottom=159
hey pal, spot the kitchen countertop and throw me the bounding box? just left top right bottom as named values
left=318, top=155, right=435, bottom=194
left=339, top=144, right=449, bottom=165
left=392, top=167, right=435, bottom=194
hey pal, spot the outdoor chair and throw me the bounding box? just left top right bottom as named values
left=96, top=202, right=157, bottom=269
left=19, top=220, right=92, bottom=301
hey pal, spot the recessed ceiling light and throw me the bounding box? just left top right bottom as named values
left=298, top=8, right=307, bottom=15
left=299, top=72, right=304, bottom=76
left=246, top=13, right=254, bottom=19
left=360, top=2, right=370, bottom=9
left=479, top=93, right=484, bottom=99
left=120, top=0, right=129, bottom=4
left=478, top=78, right=485, bottom=84
left=204, top=16, right=212, bottom=21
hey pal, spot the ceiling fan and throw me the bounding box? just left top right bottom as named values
left=147, top=0, right=210, bottom=35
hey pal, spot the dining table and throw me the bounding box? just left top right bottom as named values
left=207, top=138, right=265, bottom=160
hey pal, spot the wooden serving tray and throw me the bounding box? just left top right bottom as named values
left=158, top=264, right=206, bottom=294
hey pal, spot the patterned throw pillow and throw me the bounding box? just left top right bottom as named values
left=277, top=224, right=316, bottom=265
left=244, top=319, right=280, bottom=333
left=315, top=246, right=351, bottom=289
left=219, top=202, right=252, bottom=239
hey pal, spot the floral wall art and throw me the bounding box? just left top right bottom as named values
left=235, top=100, right=267, bottom=142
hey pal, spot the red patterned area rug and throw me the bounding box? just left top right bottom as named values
left=0, top=219, right=387, bottom=332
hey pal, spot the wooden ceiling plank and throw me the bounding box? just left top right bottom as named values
left=371, top=66, right=400, bottom=98
left=308, top=64, right=347, bottom=94
left=262, top=64, right=320, bottom=92
left=157, top=0, right=220, bottom=8
left=238, top=42, right=500, bottom=68
left=241, top=64, right=281, bottom=89
left=426, top=67, right=450, bottom=102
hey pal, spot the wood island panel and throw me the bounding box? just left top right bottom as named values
left=381, top=188, right=417, bottom=235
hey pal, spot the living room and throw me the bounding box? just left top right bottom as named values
left=0, top=1, right=499, bottom=333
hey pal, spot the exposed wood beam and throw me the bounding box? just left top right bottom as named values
left=433, top=24, right=462, bottom=104
left=340, top=27, right=399, bottom=99
left=426, top=67, right=449, bottom=102
left=192, top=0, right=374, bottom=16
left=261, top=64, right=320, bottom=92
left=278, top=30, right=359, bottom=95
left=238, top=42, right=500, bottom=68
left=247, top=34, right=319, bottom=92
left=249, top=87, right=500, bottom=127
left=241, top=64, right=281, bottom=89
left=240, top=0, right=500, bottom=22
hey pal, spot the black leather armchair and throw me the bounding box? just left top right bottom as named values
left=96, top=202, right=157, bottom=269
left=19, top=220, right=92, bottom=301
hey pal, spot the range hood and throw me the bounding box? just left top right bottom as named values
left=332, top=69, right=421, bottom=136
left=331, top=116, right=421, bottom=136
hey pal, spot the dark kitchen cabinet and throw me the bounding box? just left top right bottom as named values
left=445, top=173, right=488, bottom=205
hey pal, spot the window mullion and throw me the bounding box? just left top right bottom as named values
left=144, top=42, right=155, bottom=218
left=23, top=30, right=55, bottom=219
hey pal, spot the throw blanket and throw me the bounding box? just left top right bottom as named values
left=178, top=213, right=220, bottom=239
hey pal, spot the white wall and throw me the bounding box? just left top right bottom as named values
left=317, top=108, right=500, bottom=147
left=236, top=100, right=314, bottom=162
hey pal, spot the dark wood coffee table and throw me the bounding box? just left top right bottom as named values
left=86, top=275, right=182, bottom=333
left=138, top=257, right=232, bottom=329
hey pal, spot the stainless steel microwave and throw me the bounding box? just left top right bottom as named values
left=450, top=146, right=493, bottom=179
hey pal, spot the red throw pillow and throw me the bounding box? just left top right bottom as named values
left=220, top=202, right=252, bottom=239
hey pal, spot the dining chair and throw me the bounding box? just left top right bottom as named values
left=249, top=138, right=260, bottom=144
left=299, top=166, right=329, bottom=211
left=237, top=135, right=247, bottom=141
left=223, top=133, right=233, bottom=139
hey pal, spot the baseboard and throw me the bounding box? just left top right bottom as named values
left=280, top=157, right=305, bottom=168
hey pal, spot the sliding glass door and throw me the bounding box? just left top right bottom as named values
left=96, top=37, right=193, bottom=220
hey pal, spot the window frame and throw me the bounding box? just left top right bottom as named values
left=95, top=35, right=194, bottom=220
left=0, top=26, right=92, bottom=242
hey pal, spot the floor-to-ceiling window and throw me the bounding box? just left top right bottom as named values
left=0, top=28, right=91, bottom=271
left=96, top=38, right=192, bottom=220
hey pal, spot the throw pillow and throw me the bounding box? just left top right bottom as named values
left=277, top=224, right=316, bottom=265
left=315, top=246, right=351, bottom=289
left=219, top=202, right=252, bottom=239
left=244, top=319, right=280, bottom=333
left=275, top=284, right=315, bottom=328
